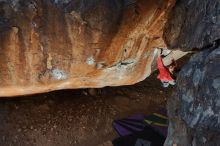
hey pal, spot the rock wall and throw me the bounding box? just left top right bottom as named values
left=165, top=47, right=220, bottom=146
left=164, top=0, right=220, bottom=145
left=164, top=0, right=220, bottom=51
left=0, top=0, right=175, bottom=96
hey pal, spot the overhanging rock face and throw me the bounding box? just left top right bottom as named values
left=0, top=0, right=175, bottom=96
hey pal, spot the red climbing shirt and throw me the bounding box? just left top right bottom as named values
left=157, top=56, right=174, bottom=82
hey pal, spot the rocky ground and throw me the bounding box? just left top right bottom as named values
left=0, top=56, right=190, bottom=146
left=0, top=73, right=170, bottom=146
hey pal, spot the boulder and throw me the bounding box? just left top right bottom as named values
left=165, top=47, right=220, bottom=146
left=164, top=0, right=220, bottom=145
left=0, top=0, right=175, bottom=96
left=164, top=0, right=220, bottom=51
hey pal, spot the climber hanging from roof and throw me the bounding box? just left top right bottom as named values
left=157, top=48, right=177, bottom=88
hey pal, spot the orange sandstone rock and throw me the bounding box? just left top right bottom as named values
left=0, top=0, right=175, bottom=96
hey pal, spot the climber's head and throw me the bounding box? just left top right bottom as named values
left=168, top=59, right=176, bottom=73
left=168, top=65, right=175, bottom=73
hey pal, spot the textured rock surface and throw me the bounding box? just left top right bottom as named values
left=165, top=47, right=220, bottom=146
left=164, top=0, right=220, bottom=145
left=164, top=0, right=220, bottom=50
left=0, top=0, right=175, bottom=96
